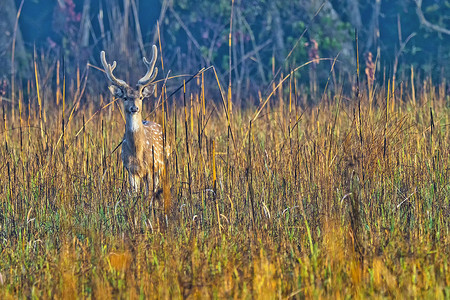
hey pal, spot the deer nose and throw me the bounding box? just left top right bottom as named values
left=130, top=105, right=139, bottom=113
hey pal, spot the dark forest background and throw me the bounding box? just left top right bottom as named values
left=1, top=0, right=449, bottom=104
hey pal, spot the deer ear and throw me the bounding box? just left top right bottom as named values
left=142, top=85, right=155, bottom=98
left=108, top=85, right=124, bottom=97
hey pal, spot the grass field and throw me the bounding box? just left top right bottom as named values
left=0, top=67, right=449, bottom=298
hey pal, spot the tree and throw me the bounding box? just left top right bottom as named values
left=415, top=0, right=450, bottom=36
left=0, top=0, right=28, bottom=78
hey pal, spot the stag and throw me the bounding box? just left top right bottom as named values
left=100, top=45, right=168, bottom=195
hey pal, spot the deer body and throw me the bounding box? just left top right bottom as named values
left=101, top=45, right=167, bottom=194
left=122, top=118, right=164, bottom=192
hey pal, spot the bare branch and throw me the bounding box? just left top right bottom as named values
left=415, top=0, right=450, bottom=36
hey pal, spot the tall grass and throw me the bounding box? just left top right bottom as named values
left=0, top=59, right=449, bottom=298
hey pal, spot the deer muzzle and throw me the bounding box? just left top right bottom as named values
left=129, top=105, right=139, bottom=114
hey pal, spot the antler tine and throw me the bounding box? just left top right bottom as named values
left=137, top=45, right=158, bottom=87
left=110, top=61, right=117, bottom=71
left=100, top=51, right=128, bottom=88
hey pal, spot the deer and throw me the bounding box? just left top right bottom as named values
left=100, top=45, right=168, bottom=196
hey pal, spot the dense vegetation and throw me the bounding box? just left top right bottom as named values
left=0, top=0, right=449, bottom=298
left=0, top=65, right=449, bottom=297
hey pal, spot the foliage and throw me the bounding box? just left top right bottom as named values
left=5, top=0, right=449, bottom=98
left=379, top=0, right=450, bottom=78
left=51, top=0, right=82, bottom=57
left=162, top=0, right=354, bottom=93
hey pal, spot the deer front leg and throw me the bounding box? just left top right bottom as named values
left=155, top=172, right=160, bottom=192
left=144, top=174, right=151, bottom=197
left=144, top=173, right=158, bottom=196
left=128, top=171, right=140, bottom=194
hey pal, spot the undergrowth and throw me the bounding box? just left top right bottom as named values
left=0, top=71, right=449, bottom=298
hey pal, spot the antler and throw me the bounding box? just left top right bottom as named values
left=100, top=51, right=129, bottom=88
left=137, top=45, right=158, bottom=88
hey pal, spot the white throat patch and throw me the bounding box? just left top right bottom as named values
left=129, top=121, right=140, bottom=132
left=127, top=118, right=141, bottom=132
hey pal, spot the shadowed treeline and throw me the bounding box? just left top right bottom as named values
left=1, top=0, right=450, bottom=101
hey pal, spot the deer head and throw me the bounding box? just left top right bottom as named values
left=100, top=45, right=158, bottom=117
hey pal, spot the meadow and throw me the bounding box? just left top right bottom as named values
left=0, top=61, right=449, bottom=299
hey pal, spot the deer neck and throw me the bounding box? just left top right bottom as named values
left=126, top=111, right=143, bottom=132
left=125, top=113, right=145, bottom=150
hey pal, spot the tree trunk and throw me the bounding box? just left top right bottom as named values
left=79, top=0, right=91, bottom=47
left=345, top=0, right=362, bottom=31
left=0, top=0, right=28, bottom=78
left=365, top=0, right=382, bottom=52
left=270, top=1, right=285, bottom=63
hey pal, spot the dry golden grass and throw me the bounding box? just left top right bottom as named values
left=0, top=69, right=448, bottom=298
